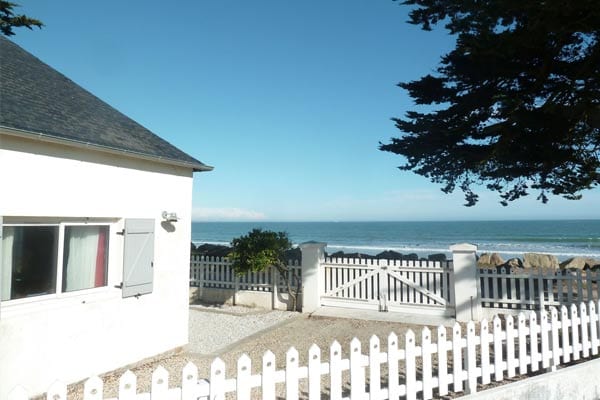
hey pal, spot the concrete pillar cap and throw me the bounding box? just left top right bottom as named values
left=299, top=241, right=327, bottom=249
left=449, top=243, right=478, bottom=252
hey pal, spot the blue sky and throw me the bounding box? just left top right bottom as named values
left=10, top=1, right=600, bottom=221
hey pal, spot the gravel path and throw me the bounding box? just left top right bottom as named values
left=66, top=305, right=302, bottom=399
left=66, top=305, right=438, bottom=399
left=187, top=304, right=298, bottom=355
left=63, top=305, right=595, bottom=400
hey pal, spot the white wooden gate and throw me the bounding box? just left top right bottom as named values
left=321, top=257, right=455, bottom=316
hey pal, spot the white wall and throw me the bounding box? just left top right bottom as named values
left=0, top=133, right=196, bottom=398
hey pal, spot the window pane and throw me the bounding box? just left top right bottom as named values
left=1, top=226, right=58, bottom=300
left=62, top=226, right=109, bottom=292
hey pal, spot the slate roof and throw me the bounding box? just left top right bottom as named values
left=0, top=37, right=212, bottom=171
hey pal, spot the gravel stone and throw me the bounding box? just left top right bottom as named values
left=65, top=305, right=301, bottom=399
left=187, top=305, right=299, bottom=355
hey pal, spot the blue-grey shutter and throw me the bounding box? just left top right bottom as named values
left=122, top=218, right=155, bottom=298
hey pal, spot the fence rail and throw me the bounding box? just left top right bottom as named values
left=190, top=250, right=599, bottom=316
left=190, top=255, right=302, bottom=293
left=13, top=300, right=600, bottom=400
left=479, top=267, right=600, bottom=311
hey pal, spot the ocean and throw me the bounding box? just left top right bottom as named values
left=191, top=220, right=600, bottom=261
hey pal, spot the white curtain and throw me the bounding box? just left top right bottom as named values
left=64, top=226, right=100, bottom=292
left=1, top=227, right=14, bottom=301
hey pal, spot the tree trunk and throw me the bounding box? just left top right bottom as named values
left=276, top=263, right=300, bottom=311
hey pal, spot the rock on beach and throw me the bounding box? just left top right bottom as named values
left=559, top=256, right=600, bottom=270
left=477, top=253, right=505, bottom=268
left=503, top=257, right=524, bottom=269
left=523, top=253, right=560, bottom=269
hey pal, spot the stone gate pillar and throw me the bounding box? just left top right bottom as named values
left=300, top=241, right=327, bottom=313
left=450, top=243, right=482, bottom=322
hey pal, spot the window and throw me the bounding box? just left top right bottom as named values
left=1, top=223, right=109, bottom=301
left=1, top=226, right=58, bottom=300
left=63, top=226, right=108, bottom=292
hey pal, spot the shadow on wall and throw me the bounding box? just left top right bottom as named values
left=161, top=221, right=176, bottom=233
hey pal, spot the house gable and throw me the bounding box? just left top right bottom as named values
left=0, top=36, right=206, bottom=398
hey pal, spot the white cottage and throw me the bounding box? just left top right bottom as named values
left=0, top=37, right=212, bottom=397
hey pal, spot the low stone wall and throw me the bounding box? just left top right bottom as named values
left=460, top=358, right=600, bottom=400
left=190, top=286, right=302, bottom=311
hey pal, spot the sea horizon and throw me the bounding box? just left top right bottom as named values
left=192, top=218, right=600, bottom=223
left=191, top=219, right=600, bottom=261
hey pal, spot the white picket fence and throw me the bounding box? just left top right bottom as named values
left=190, top=250, right=600, bottom=316
left=190, top=255, right=302, bottom=292
left=479, top=267, right=600, bottom=311
left=13, top=300, right=600, bottom=400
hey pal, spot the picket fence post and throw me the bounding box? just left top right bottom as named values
left=118, top=370, right=136, bottom=400
left=330, top=341, right=343, bottom=400
left=529, top=312, right=540, bottom=372
left=480, top=319, right=491, bottom=385
left=151, top=366, right=169, bottom=398
left=83, top=376, right=103, bottom=400
left=350, top=338, right=366, bottom=400
left=437, top=326, right=449, bottom=395
left=285, top=347, right=300, bottom=400
left=561, top=306, right=571, bottom=363
left=517, top=313, right=528, bottom=375
left=550, top=306, right=560, bottom=370
left=210, top=358, right=226, bottom=400
left=465, top=321, right=477, bottom=394
left=405, top=330, right=417, bottom=400
left=505, top=315, right=516, bottom=377
left=237, top=354, right=252, bottom=400
left=571, top=304, right=581, bottom=360
left=182, top=362, right=198, bottom=400
left=451, top=323, right=463, bottom=393
left=540, top=310, right=551, bottom=370
left=590, top=301, right=599, bottom=356
left=492, top=315, right=504, bottom=381
left=262, top=351, right=276, bottom=400
left=580, top=302, right=590, bottom=358
left=369, top=335, right=382, bottom=398
left=421, top=328, right=433, bottom=400
left=387, top=332, right=401, bottom=400
left=309, top=344, right=322, bottom=400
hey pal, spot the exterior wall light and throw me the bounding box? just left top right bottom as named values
left=161, top=211, right=179, bottom=222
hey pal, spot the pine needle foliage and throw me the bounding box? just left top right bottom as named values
left=381, top=0, right=600, bottom=206
left=1, top=1, right=43, bottom=36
